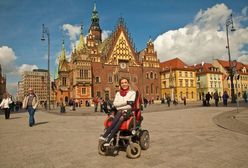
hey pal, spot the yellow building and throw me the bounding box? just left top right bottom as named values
left=193, top=63, right=223, bottom=100
left=213, top=59, right=248, bottom=98
left=160, top=58, right=197, bottom=102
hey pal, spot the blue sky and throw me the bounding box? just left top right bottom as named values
left=0, top=0, right=248, bottom=95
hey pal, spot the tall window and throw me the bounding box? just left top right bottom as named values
left=95, top=77, right=101, bottom=83
left=156, top=86, right=158, bottom=94
left=151, top=83, right=153, bottom=93
left=132, top=76, right=137, bottom=83
left=190, top=80, right=194, bottom=87
left=62, top=77, right=66, bottom=86
left=185, top=80, right=188, bottom=87
left=146, top=86, right=149, bottom=94
left=191, top=91, right=194, bottom=99
left=162, top=81, right=166, bottom=88
left=179, top=80, right=183, bottom=87
left=108, top=75, right=113, bottom=83
left=114, top=75, right=119, bottom=83
left=82, top=88, right=86, bottom=95
left=179, top=71, right=182, bottom=77
left=80, top=70, right=84, bottom=78
left=150, top=72, right=153, bottom=79
left=96, top=91, right=101, bottom=97
left=84, top=70, right=88, bottom=79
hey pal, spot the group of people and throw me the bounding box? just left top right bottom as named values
left=203, top=90, right=248, bottom=107
left=0, top=88, right=39, bottom=127
left=93, top=96, right=110, bottom=113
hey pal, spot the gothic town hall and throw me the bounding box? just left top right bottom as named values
left=55, top=4, right=161, bottom=104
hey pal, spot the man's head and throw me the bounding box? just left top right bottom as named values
left=28, top=88, right=34, bottom=94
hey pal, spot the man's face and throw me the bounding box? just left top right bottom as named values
left=120, top=79, right=129, bottom=90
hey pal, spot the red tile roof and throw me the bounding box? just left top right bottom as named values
left=217, top=59, right=248, bottom=74
left=160, top=58, right=194, bottom=71
left=191, top=63, right=222, bottom=74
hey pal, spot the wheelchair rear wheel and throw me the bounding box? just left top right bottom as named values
left=126, top=143, right=141, bottom=159
left=139, top=130, right=150, bottom=150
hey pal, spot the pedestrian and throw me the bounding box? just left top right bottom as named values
left=213, top=91, right=219, bottom=107
left=22, top=88, right=39, bottom=127
left=143, top=97, right=148, bottom=108
left=93, top=96, right=99, bottom=112
left=99, top=77, right=136, bottom=146
left=60, top=101, right=66, bottom=113
left=222, top=91, right=229, bottom=107
left=173, top=98, right=178, bottom=105
left=99, top=97, right=104, bottom=112
left=166, top=95, right=171, bottom=107
left=0, top=93, right=12, bottom=119
left=243, top=91, right=247, bottom=103
left=205, top=92, right=212, bottom=106
left=182, top=97, right=186, bottom=106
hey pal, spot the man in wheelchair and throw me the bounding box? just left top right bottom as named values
left=98, top=77, right=150, bottom=158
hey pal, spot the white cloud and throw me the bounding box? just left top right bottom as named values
left=0, top=46, right=17, bottom=73
left=102, top=30, right=112, bottom=41
left=154, top=3, right=248, bottom=65
left=62, top=24, right=81, bottom=41
left=18, top=64, right=38, bottom=75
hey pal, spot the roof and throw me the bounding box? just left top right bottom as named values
left=160, top=58, right=194, bottom=71
left=192, top=63, right=222, bottom=75
left=217, top=59, right=247, bottom=70
left=216, top=59, right=248, bottom=74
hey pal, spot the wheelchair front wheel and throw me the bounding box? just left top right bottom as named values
left=126, top=143, right=141, bottom=159
left=98, top=140, right=107, bottom=155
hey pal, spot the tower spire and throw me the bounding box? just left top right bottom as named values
left=77, top=24, right=87, bottom=51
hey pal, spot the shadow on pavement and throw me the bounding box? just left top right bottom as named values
left=8, top=117, right=22, bottom=120
left=34, top=121, right=49, bottom=126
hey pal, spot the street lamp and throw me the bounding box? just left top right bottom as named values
left=225, top=14, right=236, bottom=103
left=41, top=24, right=50, bottom=110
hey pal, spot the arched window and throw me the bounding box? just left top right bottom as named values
left=150, top=72, right=153, bottom=79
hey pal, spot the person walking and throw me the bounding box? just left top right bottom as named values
left=213, top=91, right=219, bottom=107
left=243, top=91, right=247, bottom=103
left=166, top=95, right=171, bottom=107
left=205, top=92, right=212, bottom=106
left=222, top=91, right=229, bottom=107
left=182, top=97, right=186, bottom=106
left=0, top=93, right=12, bottom=119
left=93, top=96, right=99, bottom=112
left=22, top=88, right=39, bottom=127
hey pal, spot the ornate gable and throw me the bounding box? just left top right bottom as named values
left=104, top=18, right=139, bottom=66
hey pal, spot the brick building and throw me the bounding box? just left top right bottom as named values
left=55, top=3, right=161, bottom=105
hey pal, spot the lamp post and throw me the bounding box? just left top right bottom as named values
left=225, top=14, right=236, bottom=103
left=41, top=24, right=50, bottom=111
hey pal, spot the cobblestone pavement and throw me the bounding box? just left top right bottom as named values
left=0, top=102, right=247, bottom=168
